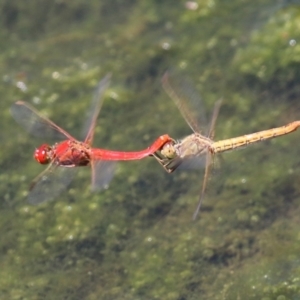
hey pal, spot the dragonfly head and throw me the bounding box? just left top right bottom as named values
left=34, top=144, right=53, bottom=164
left=161, top=142, right=177, bottom=159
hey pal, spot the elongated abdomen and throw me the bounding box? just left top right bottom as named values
left=212, top=121, right=300, bottom=153
left=91, top=134, right=173, bottom=161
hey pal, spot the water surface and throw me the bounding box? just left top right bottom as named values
left=1, top=0, right=300, bottom=299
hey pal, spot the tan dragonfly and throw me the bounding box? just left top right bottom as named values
left=153, top=72, right=300, bottom=220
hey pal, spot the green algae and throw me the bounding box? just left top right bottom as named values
left=1, top=0, right=300, bottom=299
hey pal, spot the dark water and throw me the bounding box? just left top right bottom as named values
left=1, top=0, right=300, bottom=299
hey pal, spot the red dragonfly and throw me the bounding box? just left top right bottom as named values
left=11, top=75, right=172, bottom=204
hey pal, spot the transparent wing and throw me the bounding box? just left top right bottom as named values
left=176, top=156, right=207, bottom=170
left=28, top=165, right=78, bottom=205
left=207, top=99, right=222, bottom=139
left=83, top=76, right=117, bottom=193
left=193, top=151, right=212, bottom=220
left=82, top=74, right=111, bottom=143
left=162, top=71, right=207, bottom=134
left=10, top=101, right=75, bottom=141
left=90, top=160, right=117, bottom=192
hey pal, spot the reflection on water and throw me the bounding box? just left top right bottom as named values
left=1, top=0, right=300, bottom=299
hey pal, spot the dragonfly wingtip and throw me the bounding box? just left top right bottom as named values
left=192, top=211, right=199, bottom=221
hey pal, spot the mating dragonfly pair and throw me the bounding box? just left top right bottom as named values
left=11, top=73, right=300, bottom=219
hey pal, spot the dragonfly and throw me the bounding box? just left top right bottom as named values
left=152, top=72, right=300, bottom=220
left=11, top=75, right=172, bottom=205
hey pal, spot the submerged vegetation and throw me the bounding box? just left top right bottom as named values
left=1, top=0, right=300, bottom=299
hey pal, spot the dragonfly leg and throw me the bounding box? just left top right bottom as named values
left=151, top=149, right=185, bottom=173
left=151, top=151, right=175, bottom=173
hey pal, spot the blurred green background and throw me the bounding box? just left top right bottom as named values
left=1, top=0, right=300, bottom=299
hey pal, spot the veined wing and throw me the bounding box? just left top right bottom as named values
left=28, top=164, right=78, bottom=204
left=82, top=74, right=111, bottom=144
left=10, top=101, right=75, bottom=141
left=90, top=160, right=117, bottom=192
left=162, top=71, right=207, bottom=135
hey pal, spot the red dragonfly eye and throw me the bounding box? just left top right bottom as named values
left=34, top=144, right=53, bottom=164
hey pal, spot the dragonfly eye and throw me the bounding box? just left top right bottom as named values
left=161, top=142, right=177, bottom=159
left=34, top=144, right=53, bottom=164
